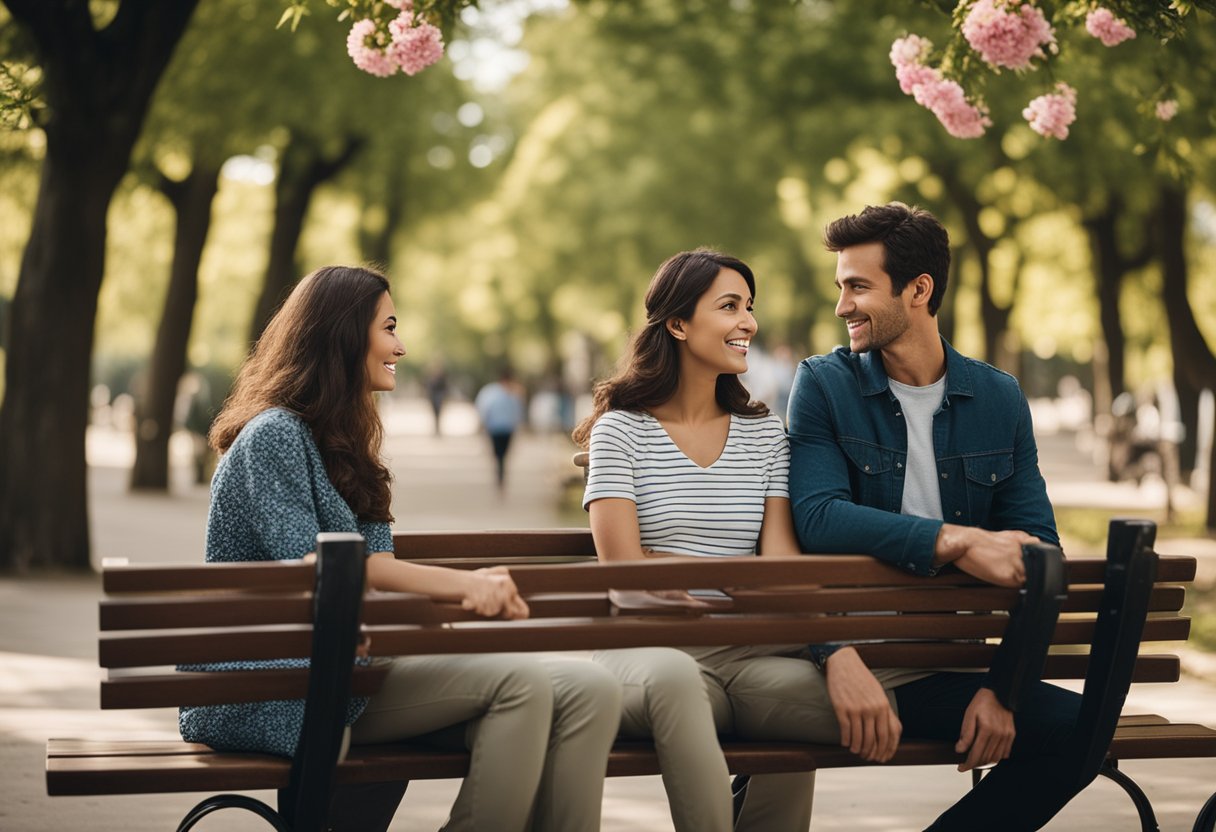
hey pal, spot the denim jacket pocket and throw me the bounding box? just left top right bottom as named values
left=840, top=439, right=894, bottom=511
left=962, top=451, right=1014, bottom=520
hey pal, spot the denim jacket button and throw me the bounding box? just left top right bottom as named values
left=991, top=473, right=997, bottom=482
left=955, top=510, right=961, bottom=517
left=940, top=472, right=948, bottom=479
left=864, top=465, right=871, bottom=472
left=896, top=462, right=903, bottom=469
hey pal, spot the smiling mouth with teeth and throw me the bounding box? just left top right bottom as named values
left=727, top=339, right=750, bottom=353
left=384, top=363, right=396, bottom=374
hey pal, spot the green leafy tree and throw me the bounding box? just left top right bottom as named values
left=0, top=0, right=200, bottom=571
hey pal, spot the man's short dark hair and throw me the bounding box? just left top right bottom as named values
left=823, top=202, right=951, bottom=316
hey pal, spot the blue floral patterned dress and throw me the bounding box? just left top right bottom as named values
left=178, top=407, right=394, bottom=757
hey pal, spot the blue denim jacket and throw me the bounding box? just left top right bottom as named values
left=787, top=339, right=1057, bottom=575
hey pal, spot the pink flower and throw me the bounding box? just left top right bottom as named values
left=895, top=62, right=942, bottom=95
left=1085, top=8, right=1136, bottom=47
left=914, top=77, right=993, bottom=139
left=388, top=15, right=445, bottom=76
left=890, top=34, right=933, bottom=69
left=1155, top=99, right=1179, bottom=121
left=347, top=18, right=397, bottom=77
left=385, top=0, right=414, bottom=9
left=962, top=0, right=1056, bottom=70
left=1022, top=82, right=1077, bottom=139
left=889, top=33, right=989, bottom=138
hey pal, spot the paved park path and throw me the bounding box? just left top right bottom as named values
left=2, top=396, right=1214, bottom=830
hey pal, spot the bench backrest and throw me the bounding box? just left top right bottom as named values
left=392, top=526, right=1194, bottom=685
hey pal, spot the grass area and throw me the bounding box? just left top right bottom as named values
left=1055, top=505, right=1210, bottom=555
left=1057, top=506, right=1216, bottom=654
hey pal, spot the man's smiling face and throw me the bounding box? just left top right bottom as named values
left=834, top=241, right=912, bottom=354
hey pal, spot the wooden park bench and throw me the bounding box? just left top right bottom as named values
left=47, top=519, right=1216, bottom=831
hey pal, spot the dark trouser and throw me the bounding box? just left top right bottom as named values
left=894, top=672, right=1083, bottom=832
left=327, top=781, right=408, bottom=832
left=489, top=431, right=513, bottom=487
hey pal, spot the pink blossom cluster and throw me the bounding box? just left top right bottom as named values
left=1155, top=99, right=1179, bottom=121
left=890, top=35, right=992, bottom=139
left=1022, top=83, right=1077, bottom=139
left=346, top=8, right=444, bottom=78
left=1085, top=8, right=1136, bottom=47
left=961, top=0, right=1056, bottom=71
left=388, top=15, right=444, bottom=75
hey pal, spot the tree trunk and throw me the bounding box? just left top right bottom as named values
left=359, top=164, right=405, bottom=268
left=0, top=150, right=115, bottom=571
left=130, top=163, right=220, bottom=491
left=937, top=250, right=961, bottom=347
left=0, top=0, right=200, bottom=572
left=1084, top=204, right=1128, bottom=413
left=1173, top=366, right=1201, bottom=479
left=937, top=160, right=1014, bottom=372
left=784, top=236, right=818, bottom=353
left=248, top=134, right=364, bottom=344
left=1156, top=182, right=1216, bottom=529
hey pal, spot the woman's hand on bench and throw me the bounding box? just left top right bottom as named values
left=462, top=567, right=530, bottom=619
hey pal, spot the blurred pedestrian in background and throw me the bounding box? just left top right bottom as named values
left=475, top=366, right=526, bottom=490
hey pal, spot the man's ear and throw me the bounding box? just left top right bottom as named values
left=666, top=318, right=687, bottom=341
left=908, top=273, right=935, bottom=309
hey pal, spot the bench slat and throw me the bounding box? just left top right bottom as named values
left=356, top=615, right=1188, bottom=657
left=101, top=665, right=391, bottom=709
left=103, top=561, right=314, bottom=594
left=49, top=716, right=1215, bottom=796
left=96, top=613, right=1190, bottom=668
left=98, top=584, right=1188, bottom=633
left=393, top=529, right=598, bottom=558
left=99, top=628, right=313, bottom=668
left=500, top=556, right=1198, bottom=594
left=97, top=653, right=1181, bottom=710
left=100, top=594, right=446, bottom=631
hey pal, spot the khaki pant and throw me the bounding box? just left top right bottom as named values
left=597, top=644, right=900, bottom=832
left=351, top=653, right=621, bottom=832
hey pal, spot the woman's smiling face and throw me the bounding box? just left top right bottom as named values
left=674, top=267, right=757, bottom=376
left=365, top=291, right=405, bottom=392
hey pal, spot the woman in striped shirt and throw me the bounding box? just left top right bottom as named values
left=574, top=250, right=847, bottom=832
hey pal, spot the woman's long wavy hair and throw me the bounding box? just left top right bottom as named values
left=210, top=265, right=394, bottom=523
left=572, top=248, right=768, bottom=448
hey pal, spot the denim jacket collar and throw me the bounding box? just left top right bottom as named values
left=856, top=337, right=975, bottom=401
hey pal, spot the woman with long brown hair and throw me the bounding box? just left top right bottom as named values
left=183, top=265, right=620, bottom=832
left=575, top=249, right=852, bottom=832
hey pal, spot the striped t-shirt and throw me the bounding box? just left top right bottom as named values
left=583, top=409, right=790, bottom=556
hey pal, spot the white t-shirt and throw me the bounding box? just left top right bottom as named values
left=583, top=409, right=789, bottom=556
left=888, top=374, right=947, bottom=521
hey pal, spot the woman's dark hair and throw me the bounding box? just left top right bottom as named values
left=823, top=201, right=951, bottom=315
left=572, top=248, right=767, bottom=448
left=210, top=265, right=394, bottom=523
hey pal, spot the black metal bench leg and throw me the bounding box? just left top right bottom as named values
left=1194, top=790, right=1216, bottom=832
left=176, top=793, right=290, bottom=832
left=1098, top=759, right=1159, bottom=832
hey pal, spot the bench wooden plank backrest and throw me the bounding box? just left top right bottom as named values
left=95, top=540, right=1194, bottom=714
left=392, top=527, right=1195, bottom=687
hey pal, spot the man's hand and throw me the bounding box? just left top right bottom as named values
left=956, top=687, right=1015, bottom=772
left=936, top=525, right=1036, bottom=588
left=824, top=646, right=902, bottom=763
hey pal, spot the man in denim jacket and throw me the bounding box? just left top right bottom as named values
left=788, top=202, right=1084, bottom=831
